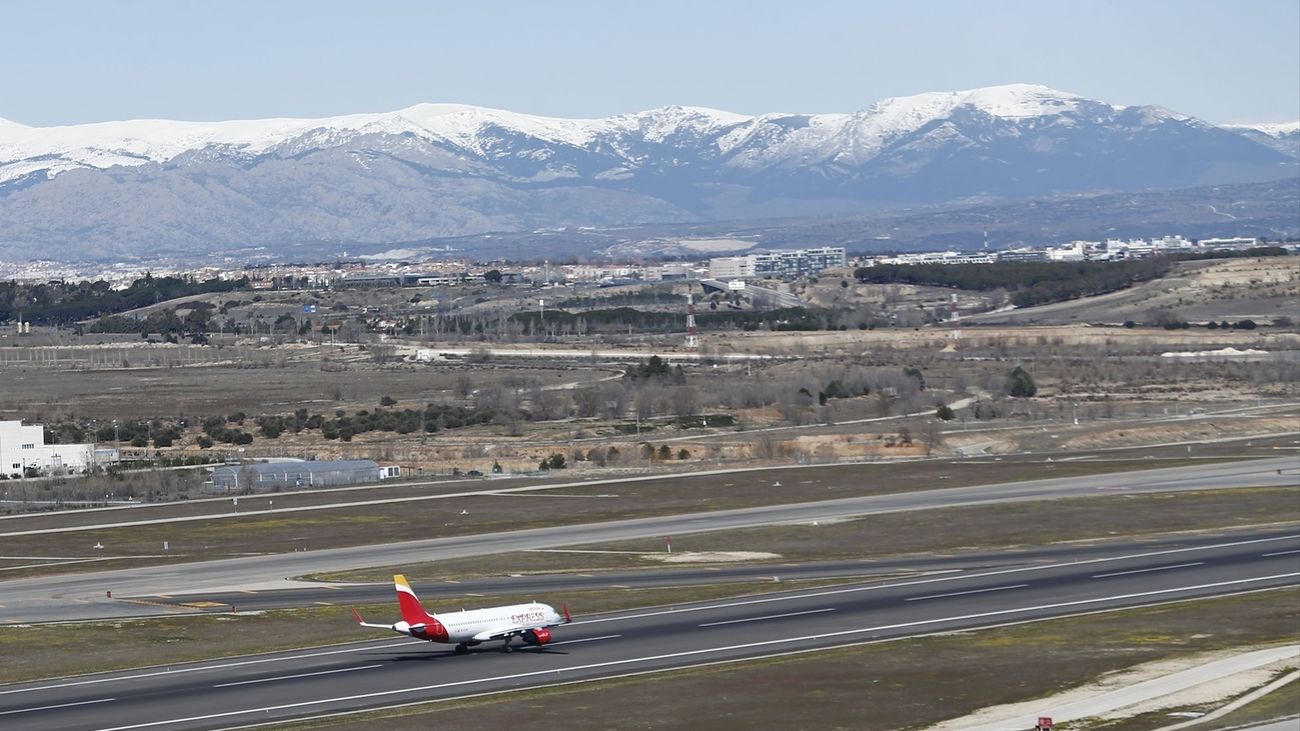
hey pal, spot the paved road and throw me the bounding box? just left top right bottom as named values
left=2, top=531, right=1296, bottom=731
left=1, top=457, right=1294, bottom=623
left=955, top=645, right=1300, bottom=731
left=1232, top=720, right=1300, bottom=731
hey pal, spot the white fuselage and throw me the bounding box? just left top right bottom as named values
left=436, top=602, right=561, bottom=643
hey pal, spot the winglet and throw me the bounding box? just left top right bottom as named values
left=562, top=604, right=572, bottom=624
left=351, top=607, right=365, bottom=625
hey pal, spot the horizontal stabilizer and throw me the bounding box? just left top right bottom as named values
left=351, top=607, right=393, bottom=630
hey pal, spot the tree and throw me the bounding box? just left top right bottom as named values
left=677, top=448, right=690, bottom=460
left=903, top=366, right=926, bottom=391
left=921, top=418, right=945, bottom=456
left=484, top=269, right=503, bottom=284
left=545, top=453, right=566, bottom=470
left=182, top=307, right=212, bottom=334
left=657, top=445, right=672, bottom=460
left=935, top=404, right=955, bottom=421
left=1008, top=365, right=1037, bottom=398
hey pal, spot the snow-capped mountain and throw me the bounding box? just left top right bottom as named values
left=1223, top=121, right=1300, bottom=159
left=0, top=84, right=1295, bottom=262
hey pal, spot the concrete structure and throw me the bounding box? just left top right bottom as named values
left=0, top=420, right=95, bottom=476
left=210, top=459, right=392, bottom=492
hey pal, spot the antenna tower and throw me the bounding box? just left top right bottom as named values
left=948, top=293, right=962, bottom=350
left=685, top=293, right=699, bottom=350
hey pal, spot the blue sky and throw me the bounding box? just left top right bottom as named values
left=4, top=0, right=1298, bottom=126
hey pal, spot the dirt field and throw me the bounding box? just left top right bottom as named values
left=0, top=355, right=599, bottom=422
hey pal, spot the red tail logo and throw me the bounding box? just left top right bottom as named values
left=394, top=574, right=448, bottom=642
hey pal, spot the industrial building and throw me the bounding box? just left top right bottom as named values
left=0, top=420, right=97, bottom=477
left=210, top=459, right=397, bottom=492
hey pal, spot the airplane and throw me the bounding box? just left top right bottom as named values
left=352, top=574, right=571, bottom=654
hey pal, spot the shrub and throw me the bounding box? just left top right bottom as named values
left=1008, top=366, right=1037, bottom=398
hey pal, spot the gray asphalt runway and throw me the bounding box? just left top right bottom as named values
left=126, top=526, right=1300, bottom=613
left=2, top=530, right=1296, bottom=731
left=1, top=456, right=1295, bottom=623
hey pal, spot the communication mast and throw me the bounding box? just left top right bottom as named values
left=685, top=293, right=699, bottom=350
left=948, top=293, right=962, bottom=349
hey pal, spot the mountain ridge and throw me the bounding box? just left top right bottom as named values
left=1, top=83, right=1296, bottom=263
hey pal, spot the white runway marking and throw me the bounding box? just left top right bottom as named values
left=1092, top=562, right=1204, bottom=579
left=213, top=665, right=381, bottom=688
left=906, top=584, right=1029, bottom=602
left=551, top=634, right=620, bottom=646
left=0, top=697, right=115, bottom=716
left=1262, top=549, right=1300, bottom=557
left=699, top=608, right=835, bottom=627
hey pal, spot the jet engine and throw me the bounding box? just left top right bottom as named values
left=522, top=627, right=552, bottom=646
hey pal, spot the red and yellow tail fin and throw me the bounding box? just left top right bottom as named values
left=394, top=574, right=435, bottom=625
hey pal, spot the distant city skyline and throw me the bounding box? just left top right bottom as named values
left=2, top=0, right=1298, bottom=127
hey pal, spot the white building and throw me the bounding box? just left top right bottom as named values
left=709, top=247, right=846, bottom=279
left=1046, top=241, right=1087, bottom=261
left=1197, top=237, right=1258, bottom=250
left=878, top=251, right=997, bottom=266
left=0, top=420, right=95, bottom=477
left=708, top=256, right=755, bottom=279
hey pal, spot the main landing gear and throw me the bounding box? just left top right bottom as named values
left=454, top=643, right=469, bottom=655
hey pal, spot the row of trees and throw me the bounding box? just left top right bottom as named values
left=0, top=273, right=248, bottom=325
left=854, top=258, right=1174, bottom=308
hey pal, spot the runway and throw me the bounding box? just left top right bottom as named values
left=129, top=526, right=1300, bottom=613
left=2, top=531, right=1297, bottom=731
left=1, top=456, right=1294, bottom=623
